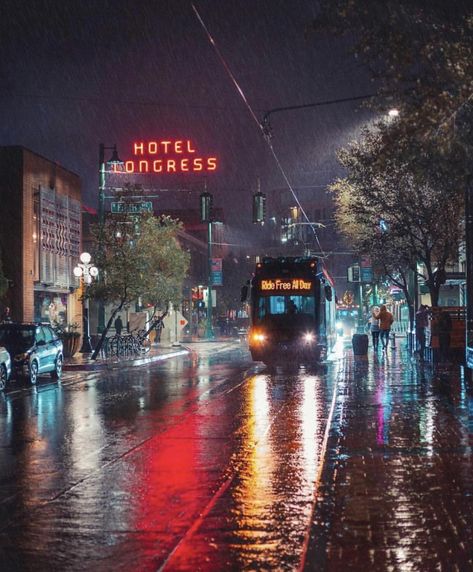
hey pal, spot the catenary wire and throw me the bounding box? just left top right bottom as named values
left=191, top=2, right=327, bottom=258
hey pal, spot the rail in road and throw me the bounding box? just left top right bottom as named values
left=0, top=342, right=347, bottom=570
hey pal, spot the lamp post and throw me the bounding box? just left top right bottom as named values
left=74, top=252, right=99, bottom=354
left=98, top=143, right=123, bottom=332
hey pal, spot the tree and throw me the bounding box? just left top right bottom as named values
left=88, top=213, right=189, bottom=359
left=312, top=1, right=473, bottom=143
left=330, top=122, right=464, bottom=307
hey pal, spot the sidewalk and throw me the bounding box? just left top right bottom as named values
left=306, top=344, right=473, bottom=570
left=63, top=344, right=189, bottom=371
left=63, top=337, right=242, bottom=371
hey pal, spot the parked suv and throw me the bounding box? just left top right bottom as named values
left=0, top=323, right=63, bottom=384
left=0, top=346, right=11, bottom=391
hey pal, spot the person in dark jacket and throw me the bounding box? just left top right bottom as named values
left=437, top=309, right=452, bottom=363
left=114, top=315, right=123, bottom=336
left=1, top=306, right=12, bottom=322
left=415, top=305, right=430, bottom=358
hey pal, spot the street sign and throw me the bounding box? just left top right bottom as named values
left=347, top=265, right=360, bottom=283
left=361, top=267, right=373, bottom=282
left=111, top=201, right=153, bottom=214
left=211, top=258, right=223, bottom=286
left=360, top=255, right=373, bottom=282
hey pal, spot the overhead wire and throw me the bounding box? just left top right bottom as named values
left=191, top=2, right=327, bottom=258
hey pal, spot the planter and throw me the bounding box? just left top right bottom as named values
left=61, top=334, right=81, bottom=358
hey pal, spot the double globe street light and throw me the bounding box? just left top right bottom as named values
left=73, top=252, right=99, bottom=354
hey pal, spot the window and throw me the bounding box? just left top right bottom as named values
left=35, top=327, right=46, bottom=344
left=42, top=326, right=53, bottom=343
left=256, top=295, right=315, bottom=320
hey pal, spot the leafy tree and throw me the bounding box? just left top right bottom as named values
left=88, top=213, right=189, bottom=359
left=330, top=122, right=464, bottom=307
left=312, top=1, right=473, bottom=314
left=312, top=1, right=473, bottom=141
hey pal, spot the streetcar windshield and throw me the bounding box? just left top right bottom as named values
left=255, top=295, right=315, bottom=324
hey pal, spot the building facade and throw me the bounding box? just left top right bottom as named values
left=0, top=146, right=82, bottom=324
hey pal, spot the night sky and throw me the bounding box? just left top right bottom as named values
left=0, top=0, right=374, bottom=230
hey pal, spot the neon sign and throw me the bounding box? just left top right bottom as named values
left=260, top=279, right=312, bottom=292
left=114, top=140, right=218, bottom=174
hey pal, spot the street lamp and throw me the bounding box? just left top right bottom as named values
left=98, top=143, right=123, bottom=332
left=74, top=252, right=99, bottom=354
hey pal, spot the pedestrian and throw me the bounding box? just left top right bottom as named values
left=287, top=299, right=297, bottom=315
left=155, top=316, right=165, bottom=343
left=415, top=305, right=430, bottom=359
left=368, top=306, right=381, bottom=350
left=1, top=306, right=12, bottom=322
left=437, top=308, right=452, bottom=363
left=378, top=305, right=394, bottom=350
left=114, top=315, right=123, bottom=336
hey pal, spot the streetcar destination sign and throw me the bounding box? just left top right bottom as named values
left=260, top=278, right=312, bottom=291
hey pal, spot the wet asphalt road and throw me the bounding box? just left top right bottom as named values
left=0, top=340, right=473, bottom=571
left=0, top=342, right=339, bottom=571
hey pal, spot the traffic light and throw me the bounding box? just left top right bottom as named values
left=200, top=192, right=213, bottom=223
left=253, top=191, right=266, bottom=223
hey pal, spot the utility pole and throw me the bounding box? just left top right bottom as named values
left=200, top=190, right=214, bottom=339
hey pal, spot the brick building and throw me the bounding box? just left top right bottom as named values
left=0, top=146, right=82, bottom=324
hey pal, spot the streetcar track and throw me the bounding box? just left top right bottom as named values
left=0, top=355, right=258, bottom=532
left=157, top=359, right=345, bottom=571
left=157, top=392, right=289, bottom=572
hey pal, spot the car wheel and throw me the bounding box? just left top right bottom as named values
left=0, top=365, right=7, bottom=391
left=51, top=355, right=63, bottom=379
left=29, top=360, right=38, bottom=385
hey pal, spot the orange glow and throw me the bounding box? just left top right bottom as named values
left=260, top=278, right=312, bottom=292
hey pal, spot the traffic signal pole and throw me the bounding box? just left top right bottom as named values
left=200, top=190, right=215, bottom=339
left=205, top=220, right=214, bottom=339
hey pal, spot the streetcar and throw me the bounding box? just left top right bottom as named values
left=241, top=257, right=336, bottom=365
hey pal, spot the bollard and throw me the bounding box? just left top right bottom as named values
left=390, top=332, right=396, bottom=350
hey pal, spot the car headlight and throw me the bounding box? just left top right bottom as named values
left=304, top=332, right=315, bottom=343
left=14, top=353, right=29, bottom=363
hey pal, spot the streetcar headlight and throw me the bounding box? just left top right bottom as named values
left=251, top=332, right=266, bottom=343
left=304, top=332, right=315, bottom=343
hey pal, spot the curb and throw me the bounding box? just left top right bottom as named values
left=63, top=347, right=190, bottom=372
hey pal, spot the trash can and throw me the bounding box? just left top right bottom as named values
left=352, top=333, right=369, bottom=355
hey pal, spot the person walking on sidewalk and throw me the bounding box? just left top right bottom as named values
left=437, top=308, right=452, bottom=364
left=379, top=305, right=394, bottom=350
left=154, top=312, right=166, bottom=343
left=1, top=306, right=12, bottom=322
left=415, top=305, right=430, bottom=359
left=114, top=315, right=123, bottom=336
left=368, top=306, right=381, bottom=350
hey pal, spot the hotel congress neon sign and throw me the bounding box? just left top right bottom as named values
left=114, top=140, right=218, bottom=174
